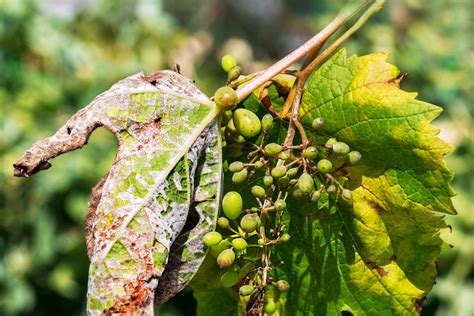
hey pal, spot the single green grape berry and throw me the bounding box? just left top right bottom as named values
left=214, top=87, right=238, bottom=111
left=341, top=189, right=353, bottom=206
left=251, top=185, right=266, bottom=199
left=326, top=137, right=337, bottom=145
left=221, top=54, right=238, bottom=72
left=227, top=66, right=241, bottom=81
left=312, top=117, right=324, bottom=130
left=225, top=119, right=240, bottom=143
left=274, top=199, right=286, bottom=211
left=304, top=146, right=318, bottom=160
left=347, top=151, right=362, bottom=166
left=332, top=142, right=350, bottom=155
left=229, top=161, right=244, bottom=173
left=240, top=214, right=260, bottom=233
left=202, top=231, right=222, bottom=247
left=311, top=190, right=321, bottom=203
left=278, top=176, right=290, bottom=188
left=222, top=191, right=243, bottom=219
left=276, top=280, right=290, bottom=292
left=232, top=168, right=248, bottom=184
left=289, top=179, right=298, bottom=186
left=217, top=217, right=230, bottom=229
left=264, top=143, right=283, bottom=157
left=317, top=159, right=333, bottom=173
left=279, top=151, right=289, bottom=160
left=250, top=207, right=259, bottom=213
left=286, top=167, right=298, bottom=178
left=257, top=238, right=265, bottom=246
left=220, top=271, right=240, bottom=287
left=292, top=188, right=303, bottom=199
left=210, top=240, right=231, bottom=258
left=261, top=114, right=273, bottom=132
left=239, top=284, right=254, bottom=296
left=263, top=175, right=273, bottom=187
left=254, top=160, right=264, bottom=169
left=233, top=109, right=261, bottom=138
left=221, top=110, right=233, bottom=126
left=271, top=165, right=287, bottom=179
left=326, top=184, right=337, bottom=194
left=298, top=173, right=314, bottom=194
left=264, top=300, right=277, bottom=314
left=217, top=248, right=236, bottom=268
left=232, top=238, right=248, bottom=251
left=281, top=233, right=291, bottom=242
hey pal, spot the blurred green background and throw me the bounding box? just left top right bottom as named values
left=0, top=0, right=472, bottom=315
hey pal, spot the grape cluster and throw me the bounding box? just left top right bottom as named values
left=206, top=55, right=362, bottom=314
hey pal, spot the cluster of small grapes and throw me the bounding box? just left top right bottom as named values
left=203, top=54, right=361, bottom=315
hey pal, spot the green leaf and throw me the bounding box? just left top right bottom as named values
left=272, top=49, right=456, bottom=315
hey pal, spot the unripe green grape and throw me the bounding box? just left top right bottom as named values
left=233, top=109, right=261, bottom=138
left=221, top=110, right=233, bottom=126
left=210, top=240, right=231, bottom=258
left=214, top=87, right=238, bottom=111
left=254, top=160, right=264, bottom=169
left=279, top=151, right=289, bottom=160
left=264, top=143, right=283, bottom=157
left=264, top=300, right=277, bottom=314
left=304, top=146, right=318, bottom=160
left=289, top=179, right=298, bottom=186
left=271, top=165, right=287, bottom=179
left=240, top=214, right=260, bottom=233
left=326, top=137, right=338, bottom=145
left=326, top=184, right=337, bottom=194
left=257, top=238, right=265, bottom=246
left=239, top=284, right=254, bottom=296
left=332, top=142, right=350, bottom=155
left=222, top=191, right=243, bottom=219
left=227, top=66, right=241, bottom=81
left=217, top=248, right=236, bottom=268
left=347, top=151, right=362, bottom=165
left=298, top=173, right=314, bottom=194
left=263, top=175, right=273, bottom=187
left=232, top=168, right=248, bottom=184
left=292, top=188, right=303, bottom=199
left=221, top=54, right=238, bottom=72
left=232, top=238, right=248, bottom=251
left=317, top=159, right=333, bottom=173
left=250, top=207, right=259, bottom=213
left=251, top=185, right=266, bottom=199
left=261, top=114, right=274, bottom=132
left=311, top=190, right=321, bottom=203
left=202, top=231, right=222, bottom=247
left=312, top=117, right=324, bottom=130
left=276, top=280, right=290, bottom=292
left=220, top=271, right=240, bottom=287
left=225, top=120, right=245, bottom=143
left=227, top=143, right=245, bottom=157
left=229, top=161, right=244, bottom=173
left=274, top=199, right=286, bottom=211
left=341, top=189, right=353, bottom=206
left=278, top=176, right=290, bottom=188
left=217, top=217, right=230, bottom=229
left=281, top=233, right=291, bottom=242
left=286, top=167, right=298, bottom=178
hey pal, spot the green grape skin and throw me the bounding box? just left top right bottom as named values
left=264, top=300, right=277, bottom=314
left=277, top=176, right=290, bottom=188
left=271, top=165, right=287, bottom=179
left=220, top=271, right=240, bottom=287
left=225, top=119, right=245, bottom=143
left=304, top=146, right=318, bottom=160
left=286, top=167, right=298, bottom=178
left=311, top=190, right=321, bottom=202
left=297, top=173, right=314, bottom=194
left=312, top=117, right=324, bottom=130
left=341, top=188, right=353, bottom=206
left=229, top=161, right=244, bottom=173
left=232, top=238, right=248, bottom=251
left=326, top=184, right=337, bottom=194
left=217, top=248, right=236, bottom=268
left=326, top=137, right=338, bottom=145
left=264, top=143, right=283, bottom=157
left=276, top=280, right=290, bottom=292
left=240, top=214, right=260, bottom=233
left=214, top=87, right=238, bottom=111
left=288, top=179, right=298, bottom=186
left=233, top=108, right=262, bottom=138
left=281, top=233, right=291, bottom=242
left=254, top=160, right=264, bottom=169
left=274, top=199, right=286, bottom=211
left=239, top=284, right=254, bottom=296
left=227, top=65, right=241, bottom=81
left=217, top=217, right=230, bottom=229
left=221, top=110, right=233, bottom=126
left=347, top=150, right=362, bottom=165
left=257, top=238, right=265, bottom=246
left=221, top=54, right=238, bottom=72
left=279, top=151, right=289, bottom=160
left=263, top=175, right=274, bottom=187
left=261, top=113, right=274, bottom=132
left=202, top=231, right=223, bottom=247
left=222, top=191, right=243, bottom=219
left=210, top=240, right=231, bottom=258
left=232, top=168, right=248, bottom=184
left=332, top=142, right=350, bottom=155
left=251, top=185, right=266, bottom=199
left=317, top=159, right=333, bottom=173
left=292, top=188, right=303, bottom=199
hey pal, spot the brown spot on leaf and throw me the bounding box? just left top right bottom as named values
left=368, top=200, right=384, bottom=214
left=413, top=296, right=426, bottom=314
left=376, top=267, right=389, bottom=277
